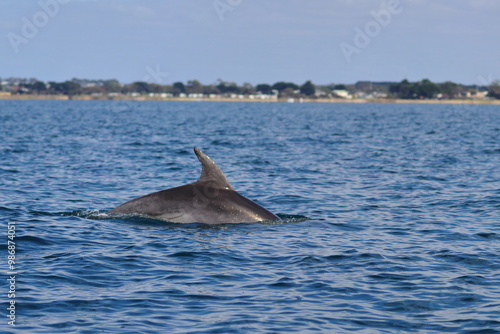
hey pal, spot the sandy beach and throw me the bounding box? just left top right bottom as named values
left=1, top=93, right=500, bottom=105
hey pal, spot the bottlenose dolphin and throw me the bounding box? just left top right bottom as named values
left=110, top=147, right=279, bottom=224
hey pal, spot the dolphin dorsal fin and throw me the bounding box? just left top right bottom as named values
left=193, top=147, right=234, bottom=190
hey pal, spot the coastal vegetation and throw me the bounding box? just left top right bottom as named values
left=1, top=77, right=499, bottom=101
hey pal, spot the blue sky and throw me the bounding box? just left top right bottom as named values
left=1, top=0, right=499, bottom=85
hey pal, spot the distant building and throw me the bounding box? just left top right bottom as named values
left=314, top=89, right=327, bottom=97
left=333, top=90, right=352, bottom=99
left=466, top=91, right=488, bottom=99
left=355, top=81, right=393, bottom=93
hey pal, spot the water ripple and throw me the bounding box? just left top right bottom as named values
left=1, top=101, right=499, bottom=333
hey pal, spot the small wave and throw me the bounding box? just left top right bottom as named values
left=0, top=206, right=16, bottom=213
left=433, top=251, right=492, bottom=266
left=67, top=210, right=309, bottom=226
left=273, top=214, right=309, bottom=224
left=30, top=210, right=59, bottom=217
left=453, top=275, right=490, bottom=286
left=475, top=232, right=498, bottom=239
left=15, top=235, right=54, bottom=246
left=62, top=209, right=110, bottom=220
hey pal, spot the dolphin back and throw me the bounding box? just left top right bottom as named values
left=109, top=147, right=279, bottom=224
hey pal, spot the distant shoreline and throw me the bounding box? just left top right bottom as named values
left=1, top=94, right=499, bottom=105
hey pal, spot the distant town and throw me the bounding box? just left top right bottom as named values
left=1, top=77, right=499, bottom=103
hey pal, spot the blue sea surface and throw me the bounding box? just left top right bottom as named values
left=1, top=100, right=499, bottom=333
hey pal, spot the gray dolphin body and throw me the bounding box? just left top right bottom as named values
left=110, top=147, right=279, bottom=224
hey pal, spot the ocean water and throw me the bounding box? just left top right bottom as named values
left=1, top=100, right=499, bottom=333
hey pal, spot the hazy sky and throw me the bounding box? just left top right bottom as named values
left=1, top=0, right=499, bottom=85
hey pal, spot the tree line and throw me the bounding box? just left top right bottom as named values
left=389, top=79, right=500, bottom=99
left=2, top=77, right=500, bottom=99
left=3, top=79, right=318, bottom=98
